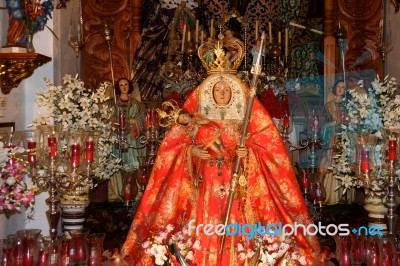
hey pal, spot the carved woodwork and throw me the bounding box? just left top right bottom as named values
left=337, top=0, right=383, bottom=79
left=0, top=53, right=52, bottom=94
left=81, top=0, right=141, bottom=90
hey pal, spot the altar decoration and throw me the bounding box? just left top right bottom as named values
left=0, top=142, right=37, bottom=218
left=141, top=224, right=201, bottom=265
left=140, top=224, right=309, bottom=266
left=28, top=74, right=122, bottom=237
left=333, top=75, right=400, bottom=235
left=32, top=74, right=122, bottom=183
left=6, top=0, right=55, bottom=52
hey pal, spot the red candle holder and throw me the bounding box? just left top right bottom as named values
left=48, top=136, right=57, bottom=158
left=301, top=171, right=309, bottom=191
left=71, top=143, right=80, bottom=168
left=361, top=150, right=370, bottom=173
left=388, top=138, right=397, bottom=161
left=145, top=109, right=152, bottom=128
left=119, top=111, right=127, bottom=130
left=85, top=139, right=94, bottom=162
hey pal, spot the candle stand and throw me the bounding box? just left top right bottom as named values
left=24, top=126, right=98, bottom=242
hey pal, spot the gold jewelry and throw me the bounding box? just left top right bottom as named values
left=156, top=100, right=182, bottom=127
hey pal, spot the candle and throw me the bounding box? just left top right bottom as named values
left=255, top=32, right=265, bottom=67
left=145, top=110, right=151, bottom=128
left=86, top=139, right=94, bottom=162
left=195, top=19, right=199, bottom=43
left=278, top=31, right=281, bottom=44
left=200, top=30, right=204, bottom=43
left=283, top=113, right=289, bottom=127
left=268, top=21, right=272, bottom=43
left=71, top=143, right=80, bottom=167
left=301, top=171, right=309, bottom=190
left=48, top=136, right=57, bottom=158
left=181, top=24, right=186, bottom=52
left=210, top=19, right=214, bottom=38
left=285, top=28, right=289, bottom=57
left=28, top=141, right=36, bottom=149
left=361, top=150, right=370, bottom=173
left=22, top=237, right=34, bottom=265
left=389, top=139, right=397, bottom=161
left=119, top=111, right=126, bottom=129
left=124, top=183, right=132, bottom=201
left=315, top=182, right=323, bottom=202
left=255, top=20, right=258, bottom=40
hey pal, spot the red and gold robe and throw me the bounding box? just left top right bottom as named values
left=122, top=74, right=320, bottom=265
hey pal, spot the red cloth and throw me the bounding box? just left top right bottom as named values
left=122, top=80, right=320, bottom=265
left=259, top=88, right=289, bottom=119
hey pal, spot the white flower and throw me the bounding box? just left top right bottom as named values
left=166, top=224, right=174, bottom=232
left=185, top=250, right=194, bottom=261
left=192, top=240, right=201, bottom=250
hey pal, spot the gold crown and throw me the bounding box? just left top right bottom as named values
left=156, top=100, right=182, bottom=128
left=198, top=34, right=245, bottom=74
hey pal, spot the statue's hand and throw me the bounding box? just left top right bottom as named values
left=191, top=145, right=211, bottom=160
left=236, top=147, right=248, bottom=158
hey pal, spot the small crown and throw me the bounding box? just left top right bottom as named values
left=156, top=100, right=182, bottom=128
left=198, top=34, right=244, bottom=74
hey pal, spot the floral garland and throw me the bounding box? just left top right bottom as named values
left=6, top=0, right=54, bottom=34
left=32, top=74, right=122, bottom=183
left=0, top=141, right=37, bottom=218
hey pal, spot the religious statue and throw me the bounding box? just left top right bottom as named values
left=122, top=31, right=320, bottom=265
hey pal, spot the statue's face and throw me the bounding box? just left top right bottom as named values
left=118, top=79, right=130, bottom=94
left=334, top=81, right=345, bottom=96
left=213, top=81, right=231, bottom=106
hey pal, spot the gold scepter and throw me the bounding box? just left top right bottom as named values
left=219, top=32, right=265, bottom=254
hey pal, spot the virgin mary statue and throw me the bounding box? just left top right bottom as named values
left=122, top=34, right=320, bottom=265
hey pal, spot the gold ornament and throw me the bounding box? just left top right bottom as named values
left=155, top=100, right=182, bottom=128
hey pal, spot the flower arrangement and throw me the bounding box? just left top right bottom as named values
left=0, top=141, right=37, bottom=218
left=6, top=0, right=54, bottom=34
left=236, top=234, right=307, bottom=266
left=333, top=76, right=400, bottom=192
left=142, top=224, right=201, bottom=265
left=32, top=74, right=122, bottom=183
left=373, top=76, right=400, bottom=128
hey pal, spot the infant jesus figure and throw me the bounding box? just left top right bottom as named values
left=157, top=100, right=225, bottom=154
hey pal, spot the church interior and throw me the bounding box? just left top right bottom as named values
left=2, top=0, right=400, bottom=265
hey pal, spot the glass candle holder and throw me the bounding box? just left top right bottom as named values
left=37, top=125, right=63, bottom=163
left=64, top=131, right=89, bottom=172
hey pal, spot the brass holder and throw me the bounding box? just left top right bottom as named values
left=0, top=53, right=51, bottom=94
left=137, top=126, right=163, bottom=166
left=281, top=125, right=322, bottom=172
left=30, top=158, right=93, bottom=242
left=385, top=159, right=399, bottom=236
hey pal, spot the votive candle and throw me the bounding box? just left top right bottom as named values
left=301, top=171, right=309, bottom=190
left=48, top=136, right=57, bottom=158
left=119, top=112, right=126, bottom=129
left=283, top=113, right=289, bottom=127
left=361, top=150, right=370, bottom=173
left=86, top=139, right=94, bottom=162
left=388, top=138, right=397, bottom=161
left=71, top=143, right=80, bottom=167
left=28, top=141, right=36, bottom=163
